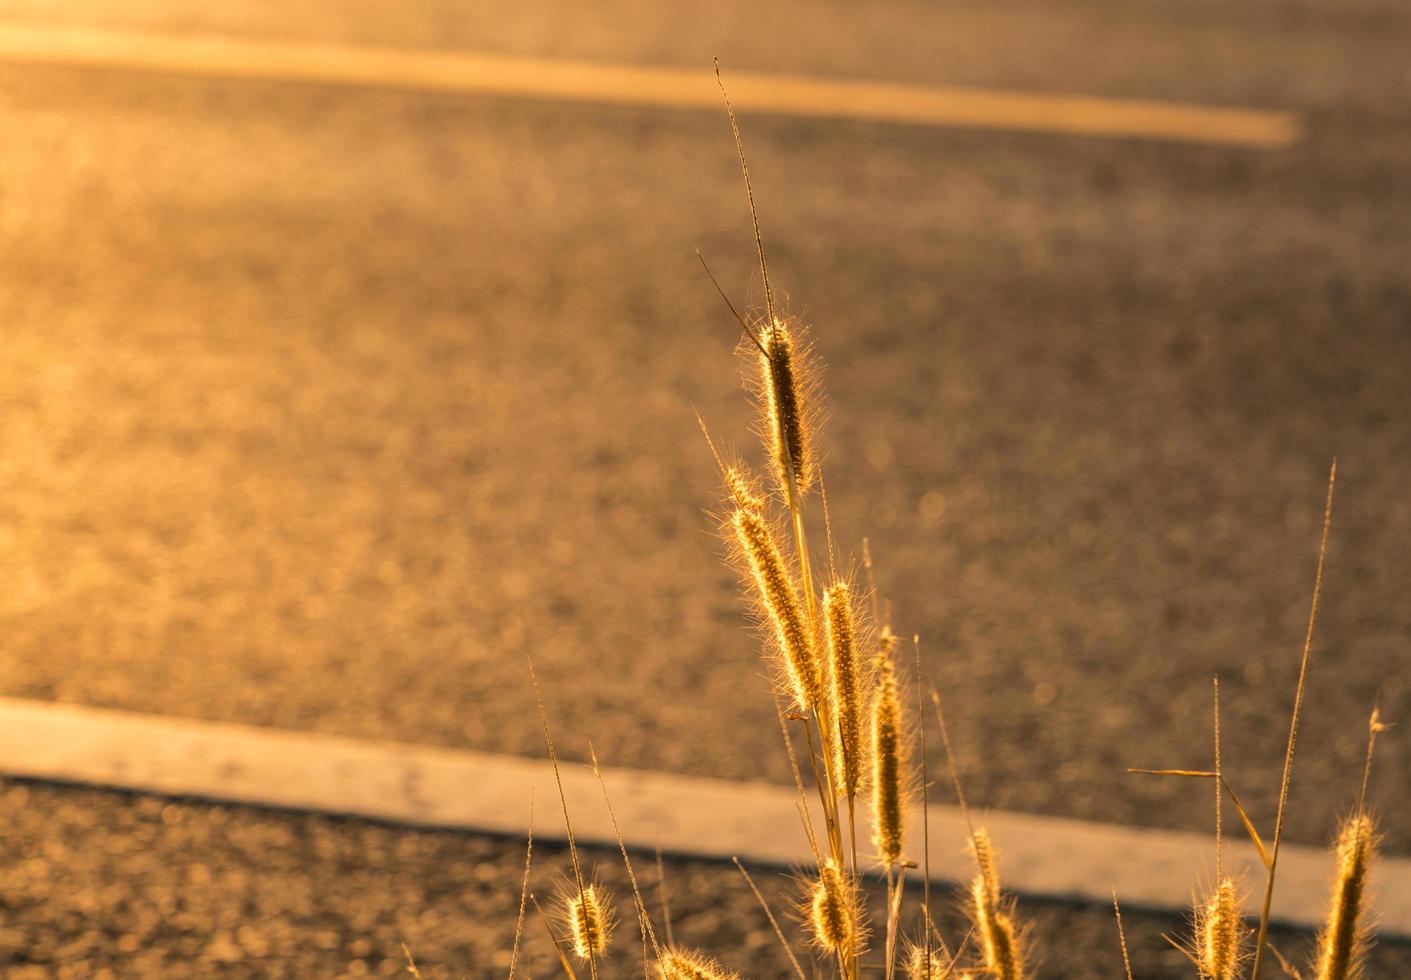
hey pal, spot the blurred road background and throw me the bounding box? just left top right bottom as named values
left=1, top=0, right=1410, bottom=975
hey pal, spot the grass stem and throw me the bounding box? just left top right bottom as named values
left=1251, top=459, right=1337, bottom=980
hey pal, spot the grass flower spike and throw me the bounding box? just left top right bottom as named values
left=824, top=581, right=865, bottom=797
left=656, top=947, right=739, bottom=980
left=733, top=505, right=822, bottom=710
left=1196, top=878, right=1242, bottom=980
left=565, top=884, right=614, bottom=962
left=906, top=947, right=943, bottom=979
left=757, top=317, right=814, bottom=499
left=970, top=829, right=1024, bottom=980
left=870, top=644, right=906, bottom=865
left=809, top=859, right=862, bottom=957
left=907, top=945, right=970, bottom=979
left=1314, top=814, right=1376, bottom=980
left=725, top=465, right=764, bottom=514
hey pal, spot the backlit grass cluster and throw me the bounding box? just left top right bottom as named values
left=498, top=68, right=1392, bottom=980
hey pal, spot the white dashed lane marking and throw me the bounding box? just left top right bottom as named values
left=0, top=22, right=1299, bottom=148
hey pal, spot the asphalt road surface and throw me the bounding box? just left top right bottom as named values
left=1, top=0, right=1410, bottom=974
left=0, top=781, right=1407, bottom=978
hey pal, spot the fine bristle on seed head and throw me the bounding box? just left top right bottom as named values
left=1196, top=877, right=1243, bottom=980
left=732, top=506, right=822, bottom=710
left=755, top=317, right=815, bottom=499
left=824, top=580, right=865, bottom=796
left=877, top=623, right=898, bottom=661
left=565, top=883, right=614, bottom=961
left=808, top=858, right=862, bottom=956
left=971, top=828, right=1000, bottom=905
left=969, top=829, right=1025, bottom=980
left=724, top=465, right=764, bottom=514
left=971, top=873, right=1025, bottom=980
left=870, top=647, right=906, bottom=865
left=1315, top=813, right=1377, bottom=980
left=905, top=946, right=940, bottom=979
left=905, top=944, right=970, bottom=979
left=655, top=947, right=739, bottom=980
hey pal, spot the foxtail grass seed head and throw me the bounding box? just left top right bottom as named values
left=871, top=651, right=906, bottom=865
left=656, top=948, right=739, bottom=980
left=906, top=945, right=970, bottom=979
left=565, top=884, right=613, bottom=961
left=732, top=506, right=822, bottom=709
left=970, top=829, right=1024, bottom=980
left=878, top=623, right=897, bottom=660
left=1196, top=878, right=1242, bottom=980
left=757, top=317, right=813, bottom=497
left=824, top=581, right=864, bottom=796
left=1315, top=814, right=1376, bottom=980
left=809, top=859, right=860, bottom=956
left=971, top=829, right=1000, bottom=906
left=906, top=947, right=942, bottom=980
left=724, top=465, right=764, bottom=514
left=971, top=875, right=1024, bottom=980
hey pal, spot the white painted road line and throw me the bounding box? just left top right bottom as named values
left=0, top=22, right=1299, bottom=149
left=0, top=697, right=1402, bottom=934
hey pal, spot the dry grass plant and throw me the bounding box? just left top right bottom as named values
left=496, top=67, right=1394, bottom=980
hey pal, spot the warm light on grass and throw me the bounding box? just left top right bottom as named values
left=495, top=68, right=1390, bottom=980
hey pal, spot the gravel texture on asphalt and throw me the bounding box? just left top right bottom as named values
left=0, top=0, right=1408, bottom=871
left=4, top=780, right=1410, bottom=979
